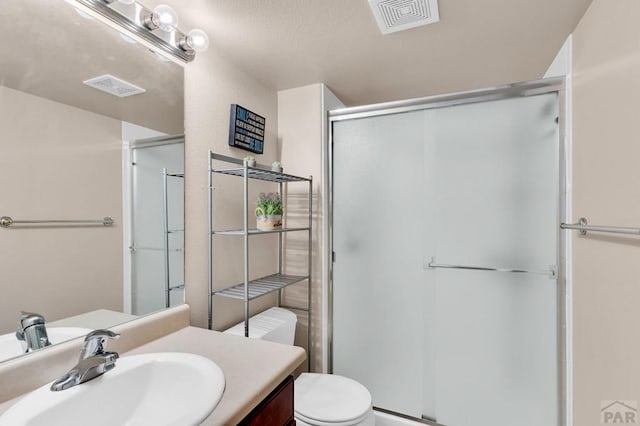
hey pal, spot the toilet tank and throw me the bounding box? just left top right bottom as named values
left=223, top=307, right=297, bottom=345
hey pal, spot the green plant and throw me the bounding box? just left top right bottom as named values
left=272, top=161, right=282, bottom=168
left=244, top=156, right=255, bottom=162
left=255, top=192, right=282, bottom=217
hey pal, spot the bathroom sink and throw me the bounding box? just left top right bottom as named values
left=0, top=327, right=91, bottom=362
left=0, top=352, right=226, bottom=426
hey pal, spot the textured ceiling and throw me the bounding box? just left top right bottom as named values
left=2, top=0, right=593, bottom=116
left=147, top=0, right=592, bottom=106
left=0, top=0, right=184, bottom=134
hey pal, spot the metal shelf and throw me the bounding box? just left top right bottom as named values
left=212, top=274, right=309, bottom=301
left=212, top=226, right=310, bottom=236
left=163, top=168, right=185, bottom=309
left=213, top=167, right=310, bottom=183
left=208, top=151, right=313, bottom=372
left=209, top=152, right=310, bottom=183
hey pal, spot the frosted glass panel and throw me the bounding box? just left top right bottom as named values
left=332, top=93, right=559, bottom=426
left=430, top=94, right=559, bottom=425
left=434, top=270, right=557, bottom=426
left=429, top=94, right=559, bottom=269
left=131, top=249, right=164, bottom=313
left=131, top=143, right=184, bottom=315
left=333, top=111, right=435, bottom=418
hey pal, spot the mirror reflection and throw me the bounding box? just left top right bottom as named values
left=0, top=0, right=185, bottom=362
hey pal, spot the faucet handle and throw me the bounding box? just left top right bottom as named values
left=19, top=311, right=45, bottom=330
left=81, top=329, right=120, bottom=359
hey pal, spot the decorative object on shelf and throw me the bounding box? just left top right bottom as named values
left=229, top=104, right=265, bottom=154
left=271, top=161, right=283, bottom=173
left=243, top=156, right=256, bottom=167
left=255, top=192, right=282, bottom=230
left=67, top=0, right=209, bottom=63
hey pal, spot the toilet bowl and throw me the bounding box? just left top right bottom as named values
left=294, top=373, right=375, bottom=426
left=224, top=307, right=374, bottom=426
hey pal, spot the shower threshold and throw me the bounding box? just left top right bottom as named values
left=373, top=407, right=445, bottom=426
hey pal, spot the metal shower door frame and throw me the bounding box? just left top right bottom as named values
left=326, top=76, right=568, bottom=426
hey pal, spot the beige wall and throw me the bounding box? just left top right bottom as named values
left=277, top=84, right=324, bottom=372
left=572, top=1, right=640, bottom=424
left=183, top=50, right=280, bottom=331
left=0, top=85, right=123, bottom=334
left=183, top=61, right=340, bottom=372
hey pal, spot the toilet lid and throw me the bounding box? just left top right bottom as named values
left=295, top=373, right=372, bottom=424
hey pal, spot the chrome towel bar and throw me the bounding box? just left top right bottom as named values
left=560, top=217, right=640, bottom=236
left=427, top=258, right=556, bottom=278
left=0, top=216, right=114, bottom=228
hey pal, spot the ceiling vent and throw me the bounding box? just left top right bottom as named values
left=368, top=0, right=440, bottom=34
left=82, top=74, right=146, bottom=98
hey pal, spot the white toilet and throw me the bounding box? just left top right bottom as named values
left=225, top=307, right=375, bottom=426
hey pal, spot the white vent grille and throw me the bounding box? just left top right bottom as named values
left=82, top=74, right=146, bottom=98
left=368, top=0, right=440, bottom=34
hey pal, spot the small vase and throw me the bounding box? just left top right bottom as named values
left=244, top=159, right=256, bottom=167
left=272, top=166, right=282, bottom=173
left=256, top=214, right=282, bottom=230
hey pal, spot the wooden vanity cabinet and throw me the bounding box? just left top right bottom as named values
left=239, top=375, right=295, bottom=426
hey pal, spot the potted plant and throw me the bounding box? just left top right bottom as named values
left=255, top=192, right=283, bottom=230
left=243, top=156, right=256, bottom=167
left=271, top=161, right=283, bottom=173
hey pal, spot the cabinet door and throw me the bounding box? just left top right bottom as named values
left=239, top=375, right=295, bottom=426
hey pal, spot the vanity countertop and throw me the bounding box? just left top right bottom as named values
left=123, top=326, right=306, bottom=425
left=0, top=325, right=306, bottom=425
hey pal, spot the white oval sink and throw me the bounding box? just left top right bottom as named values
left=0, top=352, right=225, bottom=426
left=0, top=327, right=92, bottom=362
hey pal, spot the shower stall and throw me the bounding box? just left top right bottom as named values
left=129, top=135, right=185, bottom=316
left=329, top=78, right=566, bottom=426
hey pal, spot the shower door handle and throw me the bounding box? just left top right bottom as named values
left=425, top=257, right=556, bottom=278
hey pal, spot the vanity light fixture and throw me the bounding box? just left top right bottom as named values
left=66, top=0, right=209, bottom=64
left=101, top=0, right=137, bottom=5
left=144, top=5, right=179, bottom=32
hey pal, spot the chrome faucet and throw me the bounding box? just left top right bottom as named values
left=50, top=329, right=120, bottom=392
left=15, top=311, right=50, bottom=353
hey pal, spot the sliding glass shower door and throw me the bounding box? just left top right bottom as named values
left=130, top=140, right=184, bottom=315
left=332, top=92, right=560, bottom=426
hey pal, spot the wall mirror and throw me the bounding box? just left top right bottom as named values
left=0, top=0, right=185, bottom=363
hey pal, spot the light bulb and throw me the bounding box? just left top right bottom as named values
left=152, top=5, right=178, bottom=32
left=187, top=29, right=209, bottom=52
